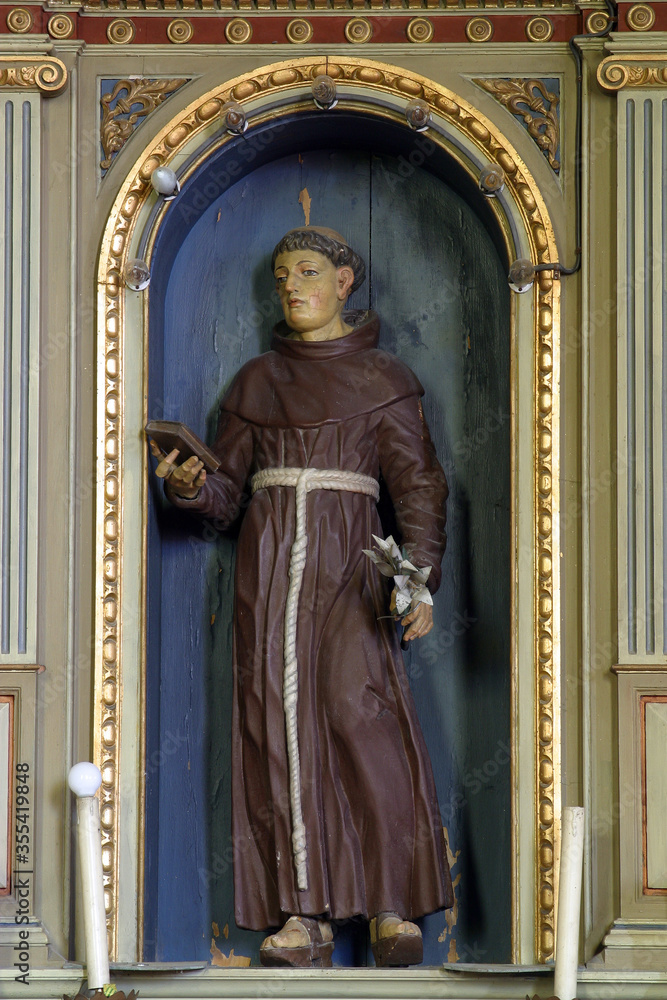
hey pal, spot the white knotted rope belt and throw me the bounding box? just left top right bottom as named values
left=251, top=466, right=380, bottom=891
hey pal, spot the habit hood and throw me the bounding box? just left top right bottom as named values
left=220, top=311, right=424, bottom=429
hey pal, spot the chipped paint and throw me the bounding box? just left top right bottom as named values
left=211, top=921, right=219, bottom=938
left=438, top=827, right=461, bottom=953
left=210, top=940, right=251, bottom=967
left=298, top=187, right=311, bottom=226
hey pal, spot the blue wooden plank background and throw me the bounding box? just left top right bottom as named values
left=145, top=129, right=511, bottom=967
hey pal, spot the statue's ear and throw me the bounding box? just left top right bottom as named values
left=336, top=265, right=355, bottom=300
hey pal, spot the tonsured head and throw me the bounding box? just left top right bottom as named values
left=272, top=227, right=366, bottom=337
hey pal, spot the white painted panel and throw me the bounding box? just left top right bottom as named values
left=645, top=700, right=667, bottom=887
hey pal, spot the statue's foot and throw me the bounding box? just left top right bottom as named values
left=369, top=911, right=423, bottom=967
left=259, top=916, right=334, bottom=968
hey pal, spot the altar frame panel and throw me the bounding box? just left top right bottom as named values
left=94, top=57, right=561, bottom=966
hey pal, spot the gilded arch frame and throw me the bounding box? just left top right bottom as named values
left=95, top=56, right=560, bottom=966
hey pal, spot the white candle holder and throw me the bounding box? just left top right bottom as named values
left=554, top=806, right=585, bottom=1000
left=68, top=762, right=111, bottom=992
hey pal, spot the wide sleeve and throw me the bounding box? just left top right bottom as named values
left=165, top=410, right=255, bottom=530
left=376, top=394, right=448, bottom=594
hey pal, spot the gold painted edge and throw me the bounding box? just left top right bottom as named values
left=96, top=55, right=559, bottom=963
left=0, top=664, right=45, bottom=672
left=612, top=662, right=667, bottom=672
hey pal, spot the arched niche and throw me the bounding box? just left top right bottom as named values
left=95, top=57, right=561, bottom=969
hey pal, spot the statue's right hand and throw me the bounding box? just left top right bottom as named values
left=149, top=439, right=207, bottom=499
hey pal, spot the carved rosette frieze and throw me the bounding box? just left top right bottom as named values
left=473, top=78, right=560, bottom=173
left=598, top=55, right=667, bottom=91
left=97, top=56, right=559, bottom=961
left=0, top=57, right=68, bottom=94
left=100, top=78, right=188, bottom=173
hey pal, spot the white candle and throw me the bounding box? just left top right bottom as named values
left=554, top=806, right=585, bottom=1000
left=68, top=762, right=110, bottom=991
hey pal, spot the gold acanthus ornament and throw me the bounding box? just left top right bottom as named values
left=474, top=78, right=560, bottom=173
left=100, top=78, right=188, bottom=171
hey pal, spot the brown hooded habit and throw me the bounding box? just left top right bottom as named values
left=168, top=311, right=454, bottom=929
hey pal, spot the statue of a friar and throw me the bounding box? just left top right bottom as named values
left=151, top=226, right=454, bottom=968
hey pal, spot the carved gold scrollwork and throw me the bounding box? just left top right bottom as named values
left=97, top=57, right=559, bottom=963
left=597, top=56, right=667, bottom=91
left=474, top=78, right=560, bottom=173
left=100, top=78, right=188, bottom=171
left=0, top=57, right=68, bottom=93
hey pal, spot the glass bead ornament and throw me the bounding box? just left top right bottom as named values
left=123, top=258, right=151, bottom=291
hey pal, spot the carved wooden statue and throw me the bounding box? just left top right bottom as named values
left=151, top=226, right=453, bottom=968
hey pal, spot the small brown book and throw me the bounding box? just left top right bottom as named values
left=145, top=420, right=221, bottom=473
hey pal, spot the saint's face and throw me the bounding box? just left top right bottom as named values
left=274, top=250, right=348, bottom=335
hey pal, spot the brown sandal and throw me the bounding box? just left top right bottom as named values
left=259, top=916, right=334, bottom=968
left=370, top=912, right=423, bottom=967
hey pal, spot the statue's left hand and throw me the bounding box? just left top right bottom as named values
left=391, top=591, right=433, bottom=641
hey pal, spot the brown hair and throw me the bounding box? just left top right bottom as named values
left=271, top=227, right=366, bottom=294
